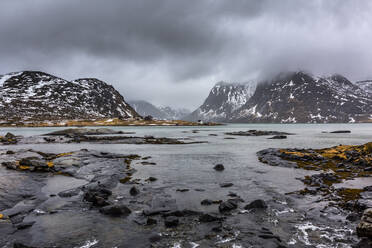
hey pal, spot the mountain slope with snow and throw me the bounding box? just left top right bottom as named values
left=185, top=81, right=257, bottom=122
left=232, top=72, right=372, bottom=123
left=355, top=80, right=372, bottom=95
left=0, top=71, right=139, bottom=121
left=188, top=72, right=372, bottom=123
left=129, top=100, right=168, bottom=119
left=159, top=106, right=190, bottom=120
left=129, top=100, right=190, bottom=120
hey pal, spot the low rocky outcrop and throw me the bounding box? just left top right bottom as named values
left=0, top=132, right=17, bottom=145
left=257, top=142, right=372, bottom=244
left=44, top=128, right=131, bottom=136
left=225, top=130, right=293, bottom=136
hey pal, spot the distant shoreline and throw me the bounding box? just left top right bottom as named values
left=0, top=118, right=221, bottom=128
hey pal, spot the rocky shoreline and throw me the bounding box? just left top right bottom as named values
left=0, top=118, right=221, bottom=128
left=257, top=142, right=372, bottom=246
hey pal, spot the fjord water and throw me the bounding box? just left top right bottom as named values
left=1, top=123, right=372, bottom=247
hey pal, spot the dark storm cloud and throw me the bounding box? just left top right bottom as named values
left=1, top=0, right=372, bottom=109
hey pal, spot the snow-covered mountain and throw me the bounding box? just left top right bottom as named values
left=355, top=80, right=372, bottom=95
left=129, top=100, right=190, bottom=120
left=188, top=72, right=372, bottom=123
left=0, top=71, right=139, bottom=121
left=129, top=100, right=168, bottom=119
left=159, top=106, right=190, bottom=120
left=185, top=81, right=257, bottom=122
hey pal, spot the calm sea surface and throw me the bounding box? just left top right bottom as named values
left=1, top=123, right=371, bottom=247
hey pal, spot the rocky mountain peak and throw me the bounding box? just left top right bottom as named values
left=0, top=71, right=139, bottom=122
left=187, top=71, right=372, bottom=123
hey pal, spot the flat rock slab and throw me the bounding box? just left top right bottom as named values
left=225, top=130, right=294, bottom=136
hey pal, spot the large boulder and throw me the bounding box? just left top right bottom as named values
left=99, top=204, right=131, bottom=216
left=244, top=199, right=268, bottom=210
left=357, top=208, right=372, bottom=238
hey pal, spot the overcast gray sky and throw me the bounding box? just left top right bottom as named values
left=1, top=0, right=372, bottom=109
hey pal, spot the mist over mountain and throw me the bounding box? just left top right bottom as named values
left=187, top=71, right=372, bottom=123
left=185, top=81, right=257, bottom=122
left=129, top=100, right=190, bottom=120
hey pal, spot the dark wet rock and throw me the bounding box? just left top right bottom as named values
left=364, top=186, right=372, bottom=191
left=13, top=243, right=37, bottom=248
left=258, top=234, right=282, bottom=242
left=129, top=186, right=140, bottom=196
left=162, top=209, right=200, bottom=218
left=301, top=173, right=341, bottom=187
left=2, top=161, right=17, bottom=170
left=245, top=199, right=268, bottom=210
left=199, top=213, right=222, bottom=222
left=330, top=130, right=351, bottom=133
left=225, top=130, right=293, bottom=136
left=219, top=199, right=238, bottom=212
left=257, top=148, right=298, bottom=168
left=364, top=167, right=372, bottom=172
left=146, top=217, right=157, bottom=225
left=355, top=238, right=372, bottom=248
left=15, top=221, right=35, bottom=230
left=58, top=188, right=81, bottom=198
left=140, top=161, right=156, bottom=165
left=149, top=233, right=162, bottom=243
left=176, top=188, right=189, bottom=192
left=357, top=208, right=372, bottom=238
left=1, top=157, right=54, bottom=172
left=1, top=133, right=18, bottom=144
left=83, top=186, right=112, bottom=207
left=45, top=128, right=127, bottom=136
left=354, top=199, right=372, bottom=211
left=43, top=137, right=56, bottom=143
left=268, top=135, right=287, bottom=139
left=213, top=164, right=225, bottom=171
left=144, top=209, right=170, bottom=216
left=99, top=204, right=131, bottom=216
left=346, top=212, right=360, bottom=222
left=3, top=204, right=36, bottom=218
left=72, top=135, right=205, bottom=145
left=10, top=215, right=25, bottom=225
left=147, top=177, right=158, bottom=182
left=164, top=216, right=179, bottom=227
left=194, top=188, right=205, bottom=192
left=212, top=225, right=223, bottom=232
left=201, top=199, right=213, bottom=205
left=6, top=150, right=15, bottom=155
left=220, top=183, right=233, bottom=188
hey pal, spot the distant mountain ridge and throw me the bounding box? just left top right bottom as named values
left=185, top=81, right=257, bottom=122
left=186, top=72, right=372, bottom=123
left=0, top=71, right=139, bottom=122
left=129, top=100, right=190, bottom=120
